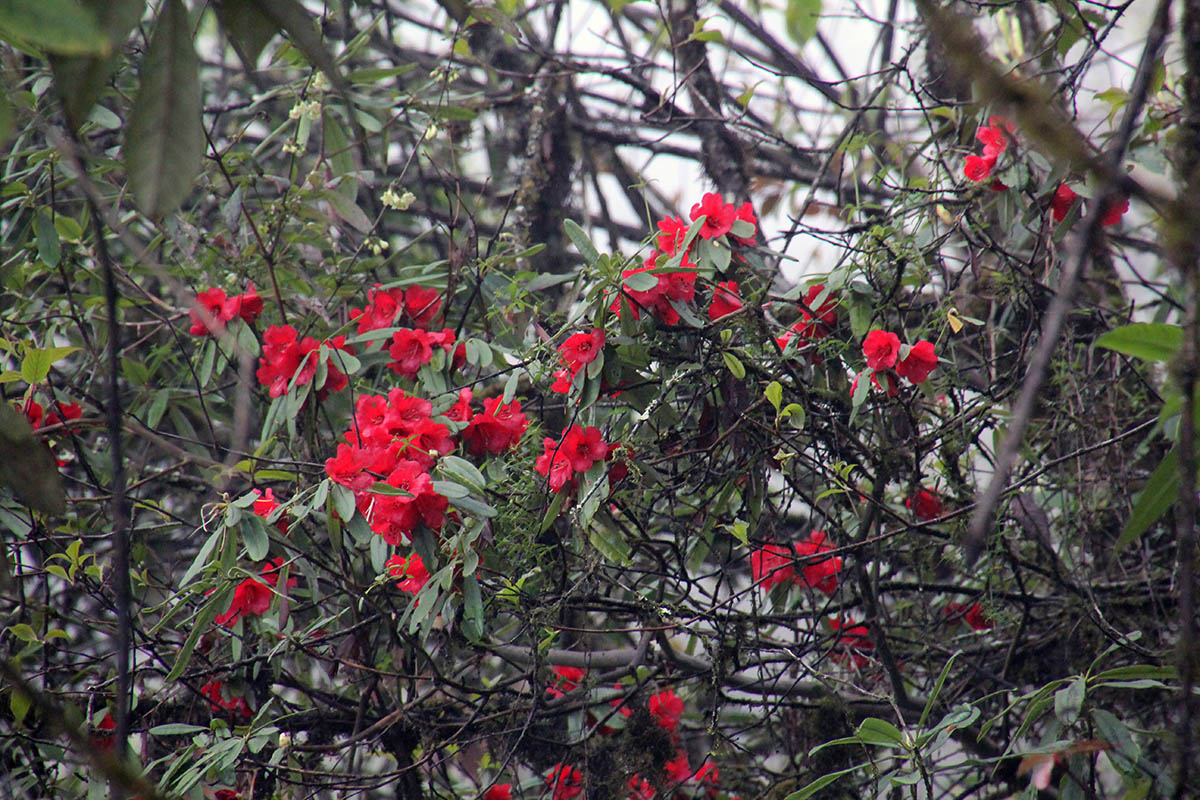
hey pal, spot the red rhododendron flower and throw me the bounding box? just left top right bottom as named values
left=483, top=784, right=512, bottom=800
left=201, top=680, right=252, bottom=718
left=648, top=688, right=684, bottom=731
left=535, top=437, right=576, bottom=493
left=708, top=281, right=742, bottom=320
left=369, top=460, right=448, bottom=545
left=694, top=762, right=719, bottom=786
left=349, top=285, right=405, bottom=334
left=387, top=328, right=435, bottom=378
left=851, top=370, right=899, bottom=399
left=463, top=397, right=528, bottom=457
left=547, top=665, right=587, bottom=699
left=560, top=329, right=606, bottom=371
left=214, top=558, right=296, bottom=626
left=976, top=117, right=1012, bottom=157
left=906, top=488, right=943, bottom=521
left=44, top=401, right=82, bottom=427
left=189, top=288, right=229, bottom=335
left=733, top=201, right=757, bottom=245
left=91, top=713, right=116, bottom=753
left=664, top=750, right=691, bottom=783
left=403, top=285, right=443, bottom=328
left=963, top=154, right=997, bottom=183
left=794, top=530, right=842, bottom=595
left=656, top=215, right=690, bottom=255
left=863, top=330, right=901, bottom=370
left=751, top=543, right=795, bottom=590
left=225, top=283, right=263, bottom=324
left=800, top=284, right=837, bottom=336
left=627, top=776, right=654, bottom=800
left=896, top=340, right=938, bottom=384
left=256, top=325, right=352, bottom=399
left=1100, top=195, right=1129, bottom=226
left=445, top=387, right=474, bottom=423
left=386, top=552, right=430, bottom=595
left=253, top=488, right=288, bottom=534
left=214, top=791, right=241, bottom=800
left=560, top=425, right=608, bottom=473
left=945, top=601, right=992, bottom=631
left=545, top=764, right=583, bottom=800
left=690, top=192, right=737, bottom=240
left=19, top=399, right=44, bottom=430
left=1050, top=184, right=1079, bottom=222
left=828, top=617, right=874, bottom=668
left=550, top=368, right=574, bottom=394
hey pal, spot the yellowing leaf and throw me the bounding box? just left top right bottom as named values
left=947, top=309, right=964, bottom=334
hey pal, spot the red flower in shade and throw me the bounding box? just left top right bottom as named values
left=386, top=552, right=430, bottom=595
left=794, top=530, right=842, bottom=596
left=779, top=284, right=838, bottom=355
left=648, top=688, right=684, bottom=732
left=252, top=488, right=289, bottom=534
left=547, top=665, right=587, bottom=698
left=732, top=201, right=757, bottom=245
left=369, top=460, right=449, bottom=545
left=751, top=543, right=795, bottom=590
left=214, top=791, right=241, bottom=800
left=1050, top=184, right=1079, bottom=222
left=387, top=328, right=435, bottom=378
left=606, top=442, right=634, bottom=484
left=945, top=601, right=993, bottom=631
left=483, top=785, right=512, bottom=800
left=664, top=750, right=691, bottom=783
left=201, top=680, right=252, bottom=718
left=91, top=713, right=116, bottom=753
left=545, top=764, right=583, bottom=800
left=561, top=425, right=608, bottom=472
left=463, top=398, right=528, bottom=457
left=906, top=488, right=944, bottom=521
left=19, top=399, right=44, bottom=430
left=256, top=325, right=352, bottom=399
left=189, top=288, right=229, bottom=335
left=863, top=330, right=901, bottom=370
left=627, top=776, right=654, bottom=800
left=851, top=370, right=900, bottom=400
left=45, top=401, right=82, bottom=427
left=403, top=285, right=443, bottom=328
left=1100, top=195, right=1129, bottom=226
left=694, top=762, right=719, bottom=786
left=213, top=559, right=288, bottom=626
left=964, top=117, right=1013, bottom=183
left=828, top=617, right=874, bottom=668
left=896, top=340, right=938, bottom=384
left=656, top=215, right=690, bottom=255
left=349, top=285, right=405, bottom=334
left=560, top=329, right=606, bottom=371
left=708, top=281, right=743, bottom=320
left=535, top=438, right=575, bottom=493
left=690, top=192, right=737, bottom=240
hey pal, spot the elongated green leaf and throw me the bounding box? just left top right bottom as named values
left=323, top=188, right=372, bottom=233
left=0, top=0, right=110, bottom=55
left=1095, top=323, right=1183, bottom=363
left=785, top=0, right=821, bottom=45
left=0, top=402, right=66, bottom=514
left=461, top=575, right=483, bottom=641
left=166, top=585, right=230, bottom=681
left=1117, top=448, right=1178, bottom=552
left=251, top=0, right=349, bottom=95
left=50, top=0, right=144, bottom=129
left=784, top=763, right=867, bottom=800
left=563, top=218, right=600, bottom=267
left=855, top=717, right=905, bottom=747
left=124, top=0, right=203, bottom=217
left=214, top=0, right=279, bottom=67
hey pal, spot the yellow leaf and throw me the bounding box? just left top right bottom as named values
left=947, top=309, right=964, bottom=334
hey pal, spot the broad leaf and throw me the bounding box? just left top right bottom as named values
left=0, top=0, right=110, bottom=55
left=1117, top=448, right=1177, bottom=553
left=50, top=0, right=144, bottom=129
left=1095, top=323, right=1182, bottom=363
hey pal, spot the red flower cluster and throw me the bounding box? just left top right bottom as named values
left=906, top=488, right=943, bottom=521
left=348, top=284, right=442, bottom=333
left=708, top=280, right=743, bottom=320
left=214, top=558, right=296, bottom=626
left=776, top=284, right=838, bottom=358
left=546, top=763, right=583, bottom=800
left=857, top=332, right=939, bottom=396
left=483, top=785, right=512, bottom=800
left=253, top=488, right=289, bottom=534
left=963, top=117, right=1014, bottom=183
left=189, top=284, right=263, bottom=336
left=828, top=616, right=874, bottom=668
left=1050, top=184, right=1128, bottom=226
left=462, top=397, right=529, bottom=457
left=945, top=601, right=992, bottom=631
left=386, top=327, right=459, bottom=378
left=19, top=397, right=83, bottom=431
left=648, top=688, right=684, bottom=731
left=201, top=680, right=252, bottom=718
left=256, top=325, right=355, bottom=399
left=750, top=531, right=843, bottom=595
left=547, top=665, right=587, bottom=699
left=535, top=425, right=613, bottom=492
left=551, top=328, right=606, bottom=394
left=691, top=192, right=757, bottom=244
left=386, top=552, right=430, bottom=595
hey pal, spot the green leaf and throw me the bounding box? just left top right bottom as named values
left=623, top=270, right=658, bottom=293
left=34, top=210, right=60, bottom=267
left=855, top=717, right=905, bottom=747
left=783, top=763, right=868, bottom=800
left=461, top=575, right=483, bottom=641
left=330, top=482, right=357, bottom=522
left=588, top=521, right=631, bottom=565
left=439, top=455, right=486, bottom=493
left=252, top=0, right=350, bottom=95
left=722, top=352, right=746, bottom=379
left=785, top=0, right=822, bottom=45
left=242, top=516, right=269, bottom=561
left=764, top=381, right=782, bottom=412
left=1053, top=676, right=1086, bottom=726
left=214, top=0, right=279, bottom=67
left=563, top=218, right=600, bottom=267
left=9, top=686, right=32, bottom=727
left=124, top=0, right=203, bottom=217
left=1095, top=323, right=1183, bottom=363
left=0, top=402, right=66, bottom=514
left=20, top=345, right=78, bottom=384
left=0, top=0, right=111, bottom=55
left=1117, top=448, right=1178, bottom=553
left=323, top=188, right=373, bottom=233
left=49, top=0, right=144, bottom=129
left=7, top=622, right=38, bottom=642
left=149, top=723, right=209, bottom=736
left=0, top=87, right=11, bottom=147
left=166, top=585, right=230, bottom=681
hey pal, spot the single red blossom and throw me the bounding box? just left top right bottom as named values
left=560, top=329, right=606, bottom=370
left=963, top=154, right=997, bottom=183
left=990, top=178, right=1009, bottom=192
left=751, top=543, right=795, bottom=590
left=445, top=388, right=474, bottom=424
left=550, top=368, right=575, bottom=394
left=606, top=442, right=634, bottom=484
left=945, top=601, right=993, bottom=631
left=256, top=325, right=348, bottom=399
left=368, top=460, right=449, bottom=545
left=1051, top=184, right=1080, bottom=222
left=863, top=330, right=902, bottom=370
left=800, top=283, right=837, bottom=334
left=708, top=281, right=743, bottom=320
left=483, top=784, right=512, bottom=800
left=403, top=285, right=443, bottom=328
left=395, top=417, right=455, bottom=468
left=387, top=328, right=435, bottom=378
left=828, top=617, right=874, bottom=669
left=547, top=665, right=587, bottom=698
left=1100, top=195, right=1129, bottom=226
left=694, top=762, right=719, bottom=786
left=386, top=552, right=430, bottom=595
left=214, top=791, right=241, bottom=800
left=906, top=488, right=944, bottom=521
left=690, top=192, right=737, bottom=240
left=664, top=750, right=691, bottom=784
left=324, top=443, right=378, bottom=492
left=348, top=285, right=405, bottom=334
left=561, top=425, right=608, bottom=473
left=383, top=389, right=434, bottom=434
left=732, top=201, right=757, bottom=245
left=976, top=118, right=1012, bottom=158
left=91, top=713, right=116, bottom=753
left=896, top=340, right=938, bottom=384
left=663, top=269, right=697, bottom=303
left=253, top=488, right=288, bottom=534
left=656, top=215, right=690, bottom=255
left=648, top=688, right=684, bottom=732
left=535, top=438, right=576, bottom=493
left=545, top=763, right=583, bottom=800
left=189, top=288, right=230, bottom=335
left=201, top=680, right=252, bottom=718
left=19, top=399, right=44, bottom=430
left=627, top=776, right=654, bottom=800
left=794, top=530, right=842, bottom=596
left=225, top=283, right=263, bottom=324
left=463, top=398, right=528, bottom=457
left=44, top=401, right=82, bottom=427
